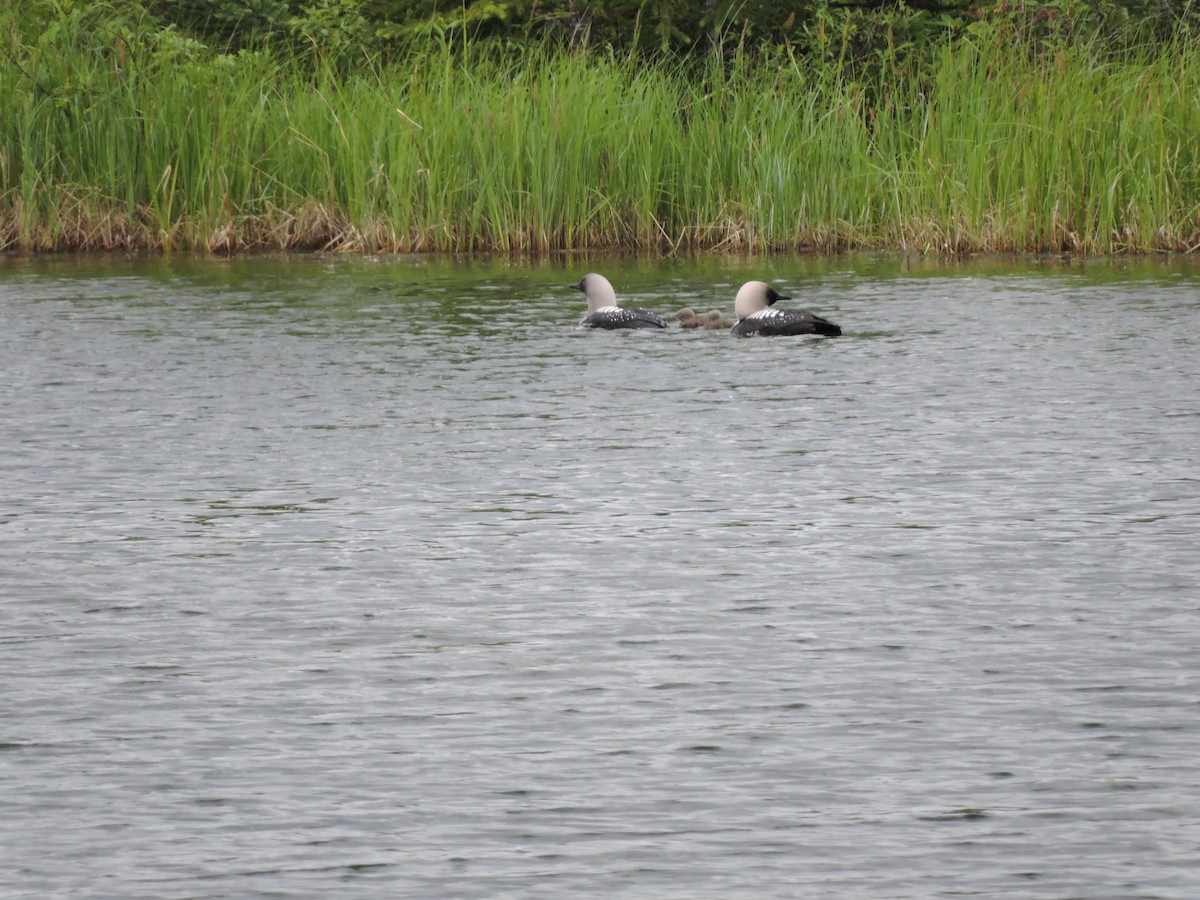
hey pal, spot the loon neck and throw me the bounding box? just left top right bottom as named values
left=580, top=273, right=619, bottom=313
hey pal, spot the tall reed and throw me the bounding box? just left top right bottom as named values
left=1, top=10, right=1197, bottom=254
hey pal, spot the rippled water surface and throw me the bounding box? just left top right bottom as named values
left=2, top=253, right=1199, bottom=897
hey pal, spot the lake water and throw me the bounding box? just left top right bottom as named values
left=2, top=252, right=1199, bottom=898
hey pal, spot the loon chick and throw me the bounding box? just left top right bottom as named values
left=573, top=273, right=666, bottom=329
left=730, top=281, right=842, bottom=337
left=677, top=307, right=735, bottom=329
left=704, top=309, right=735, bottom=330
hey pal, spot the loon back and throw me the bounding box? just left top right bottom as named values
left=581, top=306, right=667, bottom=329
left=730, top=308, right=842, bottom=337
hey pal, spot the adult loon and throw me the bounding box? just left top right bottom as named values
left=730, top=281, right=842, bottom=337
left=573, top=273, right=666, bottom=329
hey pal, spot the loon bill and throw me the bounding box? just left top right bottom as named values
left=730, top=281, right=842, bottom=337
left=573, top=273, right=667, bottom=330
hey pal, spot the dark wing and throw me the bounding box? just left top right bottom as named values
left=582, top=307, right=667, bottom=329
left=731, top=308, right=841, bottom=337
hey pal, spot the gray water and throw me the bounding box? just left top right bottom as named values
left=2, top=253, right=1198, bottom=898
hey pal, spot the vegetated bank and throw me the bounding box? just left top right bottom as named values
left=2, top=4, right=1198, bottom=256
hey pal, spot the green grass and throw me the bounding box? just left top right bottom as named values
left=2, top=11, right=1198, bottom=254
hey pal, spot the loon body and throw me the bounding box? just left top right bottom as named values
left=730, top=281, right=842, bottom=337
left=573, top=273, right=666, bottom=330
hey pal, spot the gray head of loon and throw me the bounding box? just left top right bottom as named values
left=733, top=280, right=788, bottom=322
left=572, top=273, right=619, bottom=314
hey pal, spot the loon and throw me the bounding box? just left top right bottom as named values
left=704, top=309, right=735, bottom=330
left=573, top=273, right=666, bottom=329
left=677, top=308, right=735, bottom=330
left=730, top=281, right=842, bottom=337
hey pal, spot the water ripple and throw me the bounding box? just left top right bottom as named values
left=2, top=255, right=1199, bottom=897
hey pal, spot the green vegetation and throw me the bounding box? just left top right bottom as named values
left=2, top=1, right=1199, bottom=255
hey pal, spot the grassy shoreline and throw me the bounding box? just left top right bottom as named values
left=3, top=17, right=1199, bottom=256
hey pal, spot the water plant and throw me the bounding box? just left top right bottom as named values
left=1, top=4, right=1197, bottom=254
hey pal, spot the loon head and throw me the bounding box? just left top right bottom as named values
left=734, top=281, right=787, bottom=322
left=573, top=273, right=618, bottom=314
